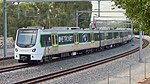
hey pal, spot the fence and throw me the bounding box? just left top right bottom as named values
left=100, top=45, right=150, bottom=84
left=0, top=37, right=14, bottom=49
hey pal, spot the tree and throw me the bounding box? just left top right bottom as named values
left=112, top=0, right=150, bottom=35
left=0, top=1, right=92, bottom=39
left=0, top=1, right=4, bottom=36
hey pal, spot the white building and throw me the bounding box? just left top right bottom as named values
left=91, top=1, right=126, bottom=21
left=90, top=1, right=128, bottom=29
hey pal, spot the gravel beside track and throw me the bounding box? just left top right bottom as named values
left=0, top=48, right=15, bottom=67
left=0, top=59, right=18, bottom=68
left=40, top=36, right=150, bottom=84
left=0, top=38, right=140, bottom=84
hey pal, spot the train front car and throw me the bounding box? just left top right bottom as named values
left=14, top=27, right=42, bottom=63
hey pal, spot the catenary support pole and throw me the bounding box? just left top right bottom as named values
left=107, top=68, right=109, bottom=84
left=144, top=54, right=146, bottom=79
left=139, top=0, right=143, bottom=62
left=3, top=0, right=7, bottom=57
left=76, top=10, right=78, bottom=27
left=17, top=1, right=20, bottom=19
left=129, top=65, right=131, bottom=84
left=98, top=0, right=100, bottom=17
left=139, top=30, right=142, bottom=62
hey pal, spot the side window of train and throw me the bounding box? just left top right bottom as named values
left=95, top=33, right=99, bottom=41
left=114, top=32, right=119, bottom=38
left=105, top=32, right=108, bottom=40
left=128, top=32, right=130, bottom=35
left=79, top=33, right=90, bottom=43
left=40, top=34, right=52, bottom=47
left=58, top=34, right=74, bottom=45
left=125, top=32, right=128, bottom=37
left=52, top=34, right=58, bottom=47
left=120, top=32, right=124, bottom=38
left=128, top=32, right=131, bottom=36
left=74, top=33, right=79, bottom=44
left=100, top=33, right=105, bottom=40
left=106, top=32, right=112, bottom=39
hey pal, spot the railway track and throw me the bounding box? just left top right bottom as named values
left=0, top=64, right=30, bottom=73
left=14, top=39, right=149, bottom=84
left=0, top=40, right=129, bottom=73
left=0, top=56, right=13, bottom=61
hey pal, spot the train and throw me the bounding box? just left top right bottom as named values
left=14, top=26, right=133, bottom=63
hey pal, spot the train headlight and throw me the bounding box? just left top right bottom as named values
left=32, top=49, right=36, bottom=52
left=15, top=48, right=18, bottom=52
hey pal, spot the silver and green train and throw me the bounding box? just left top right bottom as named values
left=14, top=26, right=133, bottom=63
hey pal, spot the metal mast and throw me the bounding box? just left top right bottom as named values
left=3, top=0, right=7, bottom=57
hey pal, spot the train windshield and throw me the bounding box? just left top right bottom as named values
left=17, top=29, right=38, bottom=48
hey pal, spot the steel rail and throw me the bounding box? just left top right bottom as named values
left=0, top=56, right=13, bottom=61
left=0, top=64, right=30, bottom=73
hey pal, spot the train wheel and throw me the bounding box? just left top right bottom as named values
left=48, top=56, right=53, bottom=62
left=43, top=56, right=52, bottom=63
left=40, top=58, right=44, bottom=63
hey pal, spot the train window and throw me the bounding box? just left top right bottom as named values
left=128, top=32, right=132, bottom=37
left=120, top=32, right=124, bottom=38
left=106, top=32, right=112, bottom=39
left=79, top=33, right=90, bottom=43
left=114, top=32, right=119, bottom=38
left=74, top=33, right=79, bottom=44
left=125, top=32, right=128, bottom=37
left=52, top=34, right=58, bottom=47
left=17, top=29, right=38, bottom=48
left=95, top=33, right=100, bottom=41
left=100, top=33, right=105, bottom=40
left=58, top=34, right=74, bottom=45
left=40, top=35, right=52, bottom=47
left=128, top=32, right=131, bottom=35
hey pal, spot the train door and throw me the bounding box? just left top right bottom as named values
left=120, top=32, right=124, bottom=42
left=51, top=33, right=58, bottom=54
left=74, top=32, right=79, bottom=51
left=74, top=32, right=79, bottom=45
left=99, top=31, right=101, bottom=48
left=91, top=32, right=95, bottom=43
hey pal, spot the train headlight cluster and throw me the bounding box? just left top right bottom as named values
left=15, top=48, right=18, bottom=52
left=32, top=49, right=36, bottom=52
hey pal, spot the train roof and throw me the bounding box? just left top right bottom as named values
left=18, top=26, right=132, bottom=32
left=51, top=27, right=80, bottom=30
